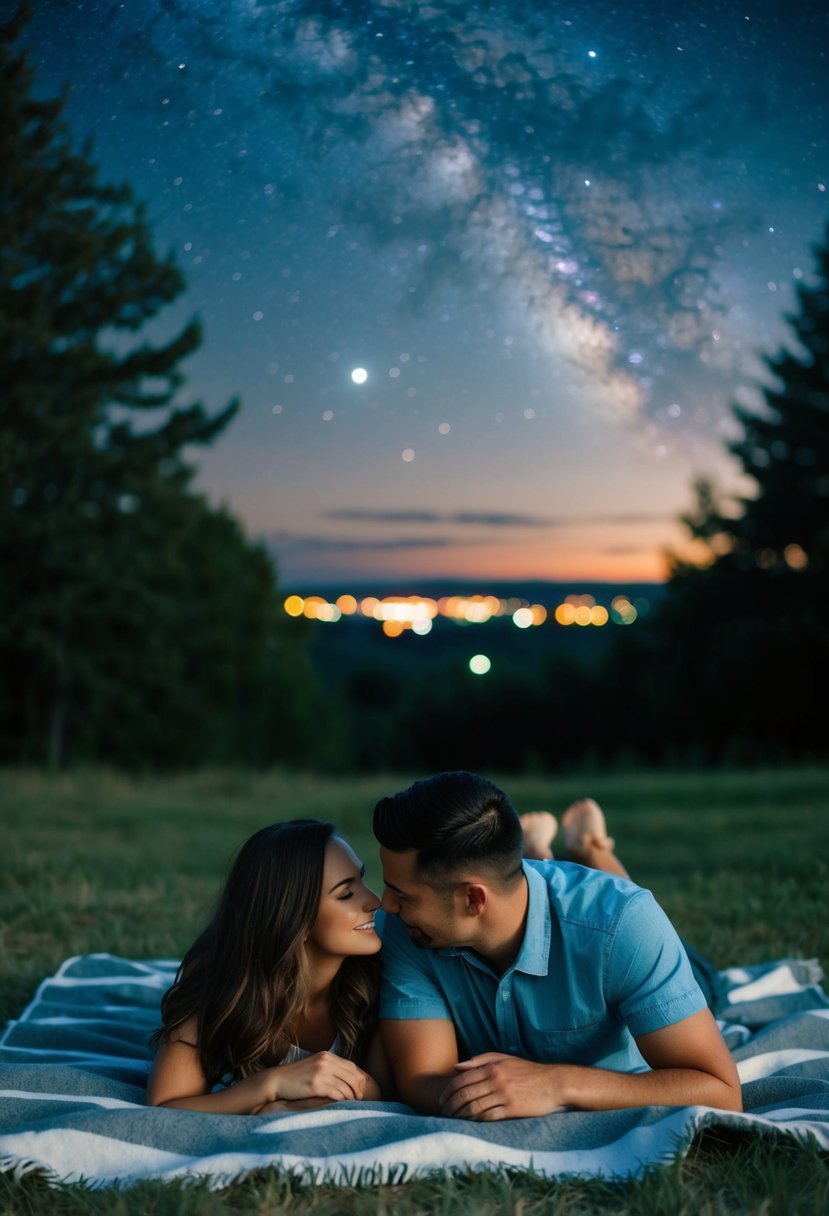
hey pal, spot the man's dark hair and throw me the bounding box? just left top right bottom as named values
left=373, top=771, right=523, bottom=887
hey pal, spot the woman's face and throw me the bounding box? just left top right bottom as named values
left=305, top=837, right=382, bottom=960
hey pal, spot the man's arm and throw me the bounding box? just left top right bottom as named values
left=439, top=1007, right=742, bottom=1120
left=379, top=1017, right=460, bottom=1112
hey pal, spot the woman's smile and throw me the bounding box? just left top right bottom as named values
left=306, top=839, right=382, bottom=959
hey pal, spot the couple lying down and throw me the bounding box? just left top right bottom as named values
left=147, top=771, right=742, bottom=1120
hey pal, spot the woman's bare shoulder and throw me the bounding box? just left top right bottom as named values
left=167, top=1015, right=199, bottom=1049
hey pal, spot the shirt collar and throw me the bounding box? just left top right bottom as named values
left=512, top=861, right=551, bottom=976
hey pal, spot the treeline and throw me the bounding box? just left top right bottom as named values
left=317, top=581, right=826, bottom=774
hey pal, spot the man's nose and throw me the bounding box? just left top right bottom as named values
left=380, top=888, right=399, bottom=915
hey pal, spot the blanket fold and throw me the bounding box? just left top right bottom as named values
left=1, top=953, right=828, bottom=1186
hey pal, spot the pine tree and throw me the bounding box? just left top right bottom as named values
left=727, top=231, right=829, bottom=573
left=0, top=10, right=332, bottom=767
left=677, top=224, right=829, bottom=579
left=629, top=226, right=829, bottom=763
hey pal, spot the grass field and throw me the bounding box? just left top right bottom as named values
left=2, top=766, right=828, bottom=1213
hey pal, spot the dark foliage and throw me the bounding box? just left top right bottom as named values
left=606, top=224, right=829, bottom=765
left=0, top=8, right=335, bottom=768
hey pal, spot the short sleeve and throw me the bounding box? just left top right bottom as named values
left=606, top=889, right=707, bottom=1038
left=377, top=912, right=454, bottom=1021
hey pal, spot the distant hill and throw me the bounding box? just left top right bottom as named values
left=284, top=578, right=666, bottom=606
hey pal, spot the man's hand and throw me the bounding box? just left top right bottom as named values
left=438, top=1009, right=743, bottom=1120
left=440, top=1053, right=568, bottom=1120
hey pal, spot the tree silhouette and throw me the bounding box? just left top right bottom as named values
left=0, top=9, right=330, bottom=767
left=678, top=224, right=829, bottom=580
left=627, top=225, right=829, bottom=763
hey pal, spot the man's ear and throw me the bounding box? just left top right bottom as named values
left=464, top=883, right=488, bottom=917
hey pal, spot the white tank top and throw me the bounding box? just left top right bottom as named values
left=280, top=1034, right=341, bottom=1064
left=213, top=1035, right=342, bottom=1090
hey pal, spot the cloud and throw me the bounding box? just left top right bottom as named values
left=323, top=509, right=670, bottom=528
left=263, top=531, right=488, bottom=553
left=323, top=509, right=551, bottom=527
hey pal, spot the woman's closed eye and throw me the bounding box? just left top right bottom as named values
left=337, top=888, right=354, bottom=901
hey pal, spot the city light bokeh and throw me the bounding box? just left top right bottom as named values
left=282, top=589, right=650, bottom=635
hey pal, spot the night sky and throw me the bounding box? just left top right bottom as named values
left=19, top=0, right=829, bottom=587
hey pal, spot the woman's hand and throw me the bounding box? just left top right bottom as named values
left=148, top=1029, right=378, bottom=1114
left=260, top=1050, right=372, bottom=1104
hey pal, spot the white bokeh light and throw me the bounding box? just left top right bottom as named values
left=351, top=367, right=368, bottom=384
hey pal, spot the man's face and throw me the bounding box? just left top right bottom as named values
left=379, top=846, right=467, bottom=950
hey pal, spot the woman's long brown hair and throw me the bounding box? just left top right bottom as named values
left=153, top=819, right=379, bottom=1086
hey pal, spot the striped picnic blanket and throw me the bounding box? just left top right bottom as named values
left=1, top=953, right=828, bottom=1187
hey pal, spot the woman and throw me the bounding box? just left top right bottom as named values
left=146, top=819, right=389, bottom=1114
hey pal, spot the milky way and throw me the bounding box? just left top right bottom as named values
left=22, top=0, right=829, bottom=584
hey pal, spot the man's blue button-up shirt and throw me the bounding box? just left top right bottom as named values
left=378, top=861, right=706, bottom=1073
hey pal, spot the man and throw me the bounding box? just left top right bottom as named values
left=373, top=771, right=742, bottom=1120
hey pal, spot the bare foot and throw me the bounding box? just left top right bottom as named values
left=560, top=798, right=615, bottom=857
left=520, top=811, right=558, bottom=860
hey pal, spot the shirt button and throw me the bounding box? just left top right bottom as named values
left=501, top=990, right=511, bottom=1001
